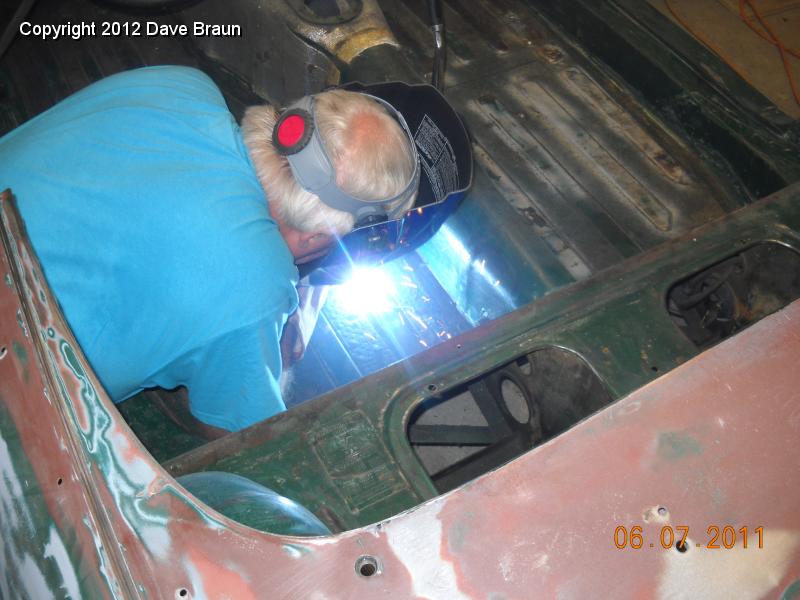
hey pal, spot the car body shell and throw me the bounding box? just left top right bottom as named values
left=2, top=184, right=800, bottom=597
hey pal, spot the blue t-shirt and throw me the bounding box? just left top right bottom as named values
left=0, top=66, right=299, bottom=431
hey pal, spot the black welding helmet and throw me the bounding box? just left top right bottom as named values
left=272, top=81, right=472, bottom=284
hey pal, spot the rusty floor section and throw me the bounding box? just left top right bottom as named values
left=380, top=0, right=746, bottom=273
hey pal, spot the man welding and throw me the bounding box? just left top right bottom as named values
left=0, top=65, right=470, bottom=437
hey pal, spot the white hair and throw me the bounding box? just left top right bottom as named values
left=241, top=89, right=416, bottom=236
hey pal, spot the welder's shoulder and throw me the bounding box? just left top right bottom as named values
left=74, top=66, right=226, bottom=109
left=105, top=65, right=218, bottom=92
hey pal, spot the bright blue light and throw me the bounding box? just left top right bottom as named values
left=335, top=267, right=397, bottom=315
left=440, top=224, right=471, bottom=264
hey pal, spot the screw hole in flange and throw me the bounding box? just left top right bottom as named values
left=355, top=555, right=381, bottom=577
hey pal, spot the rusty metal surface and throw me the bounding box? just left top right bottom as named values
left=2, top=184, right=799, bottom=597
left=180, top=0, right=398, bottom=104
left=378, top=0, right=745, bottom=259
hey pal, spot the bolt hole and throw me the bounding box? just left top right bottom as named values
left=56, top=477, right=63, bottom=486
left=0, top=346, right=6, bottom=360
left=657, top=506, right=668, bottom=516
left=675, top=540, right=688, bottom=553
left=175, top=588, right=189, bottom=599
left=355, top=555, right=380, bottom=578
left=651, top=365, right=659, bottom=372
left=426, top=384, right=437, bottom=392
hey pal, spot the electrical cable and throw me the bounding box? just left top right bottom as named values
left=738, top=0, right=800, bottom=58
left=738, top=0, right=800, bottom=105
left=664, top=0, right=800, bottom=108
left=426, top=0, right=446, bottom=91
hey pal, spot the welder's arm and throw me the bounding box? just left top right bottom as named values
left=280, top=284, right=330, bottom=367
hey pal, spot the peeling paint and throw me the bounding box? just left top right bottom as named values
left=16, top=308, right=28, bottom=337
left=183, top=548, right=259, bottom=600
left=44, top=526, right=82, bottom=599
left=282, top=544, right=305, bottom=559
left=385, top=504, right=468, bottom=600
left=782, top=580, right=800, bottom=600
left=657, top=431, right=703, bottom=460
left=658, top=530, right=800, bottom=600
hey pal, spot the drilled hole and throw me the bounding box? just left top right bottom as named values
left=56, top=477, right=63, bottom=486
left=651, top=365, right=659, bottom=372
left=657, top=506, right=668, bottom=517
left=175, top=588, right=189, bottom=599
left=355, top=555, right=380, bottom=577
left=675, top=541, right=688, bottom=553
left=0, top=346, right=6, bottom=360
left=426, top=384, right=437, bottom=392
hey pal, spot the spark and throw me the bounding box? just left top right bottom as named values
left=406, top=311, right=428, bottom=329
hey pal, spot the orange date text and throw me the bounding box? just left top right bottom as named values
left=613, top=525, right=763, bottom=550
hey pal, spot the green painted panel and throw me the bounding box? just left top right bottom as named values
left=116, top=392, right=206, bottom=462
left=0, top=401, right=102, bottom=598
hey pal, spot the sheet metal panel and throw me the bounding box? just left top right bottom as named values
left=2, top=188, right=799, bottom=597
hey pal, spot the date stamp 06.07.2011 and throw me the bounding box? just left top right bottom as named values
left=19, top=20, right=242, bottom=41
left=614, top=525, right=764, bottom=551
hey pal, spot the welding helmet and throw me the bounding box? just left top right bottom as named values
left=272, top=81, right=472, bottom=284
